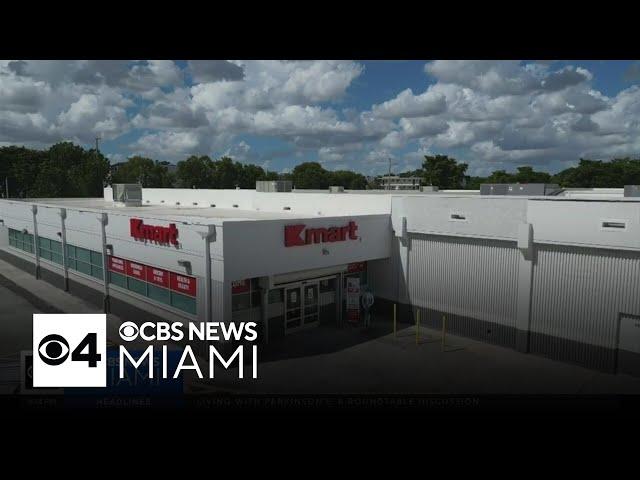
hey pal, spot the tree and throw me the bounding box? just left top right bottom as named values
left=112, top=156, right=174, bottom=187
left=328, top=170, right=368, bottom=189
left=422, top=155, right=469, bottom=189
left=291, top=162, right=331, bottom=189
left=212, top=156, right=242, bottom=188
left=553, top=158, right=640, bottom=187
left=175, top=155, right=215, bottom=188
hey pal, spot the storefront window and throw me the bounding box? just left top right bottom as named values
left=232, top=278, right=262, bottom=312
left=268, top=288, right=284, bottom=304
left=171, top=291, right=196, bottom=315
left=8, top=229, right=34, bottom=254
left=319, top=278, right=336, bottom=293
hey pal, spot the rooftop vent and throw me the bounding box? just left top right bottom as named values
left=112, top=184, right=142, bottom=206
left=329, top=186, right=344, bottom=193
left=624, top=185, right=640, bottom=197
left=256, top=180, right=292, bottom=193
left=480, top=183, right=563, bottom=196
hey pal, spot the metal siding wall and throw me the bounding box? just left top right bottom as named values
left=530, top=245, right=640, bottom=368
left=407, top=234, right=519, bottom=329
left=211, top=278, right=226, bottom=323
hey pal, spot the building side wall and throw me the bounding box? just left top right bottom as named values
left=529, top=244, right=640, bottom=370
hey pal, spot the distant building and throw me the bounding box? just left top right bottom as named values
left=378, top=175, right=422, bottom=190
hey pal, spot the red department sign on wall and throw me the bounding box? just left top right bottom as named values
left=125, top=260, right=147, bottom=280
left=170, top=272, right=197, bottom=297
left=347, top=262, right=366, bottom=273
left=108, top=256, right=126, bottom=274
left=147, top=266, right=170, bottom=288
left=232, top=279, right=250, bottom=294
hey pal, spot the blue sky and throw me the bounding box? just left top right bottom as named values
left=1, top=60, right=639, bottom=176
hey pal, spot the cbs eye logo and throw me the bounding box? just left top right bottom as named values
left=38, top=333, right=101, bottom=367
left=32, top=314, right=107, bottom=388
left=119, top=322, right=139, bottom=341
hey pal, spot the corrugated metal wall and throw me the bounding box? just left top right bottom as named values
left=530, top=245, right=640, bottom=369
left=405, top=234, right=520, bottom=346
left=407, top=234, right=519, bottom=326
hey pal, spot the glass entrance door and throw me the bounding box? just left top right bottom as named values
left=284, top=282, right=321, bottom=334
left=285, top=286, right=302, bottom=332
left=303, top=283, right=319, bottom=327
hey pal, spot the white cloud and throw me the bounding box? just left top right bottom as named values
left=2, top=59, right=640, bottom=174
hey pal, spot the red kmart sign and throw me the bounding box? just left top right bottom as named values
left=130, top=218, right=179, bottom=246
left=284, top=221, right=358, bottom=247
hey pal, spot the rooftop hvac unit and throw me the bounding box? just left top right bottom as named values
left=421, top=186, right=439, bottom=192
left=112, top=183, right=143, bottom=206
left=624, top=185, right=640, bottom=197
left=480, top=183, right=562, bottom=196
left=256, top=180, right=292, bottom=192
left=329, top=186, right=344, bottom=193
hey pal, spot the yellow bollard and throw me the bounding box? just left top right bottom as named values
left=393, top=304, right=397, bottom=337
left=416, top=309, right=420, bottom=344
left=441, top=315, right=447, bottom=352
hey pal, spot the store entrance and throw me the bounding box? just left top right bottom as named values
left=284, top=282, right=320, bottom=334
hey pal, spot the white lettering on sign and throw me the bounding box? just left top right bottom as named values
left=151, top=269, right=164, bottom=283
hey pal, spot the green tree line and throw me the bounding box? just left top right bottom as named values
left=1, top=143, right=639, bottom=198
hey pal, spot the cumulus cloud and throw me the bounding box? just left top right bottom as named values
left=2, top=59, right=640, bottom=174
left=188, top=60, right=245, bottom=82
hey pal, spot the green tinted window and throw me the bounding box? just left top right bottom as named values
left=39, top=248, right=51, bottom=261
left=91, top=251, right=102, bottom=266
left=66, top=244, right=76, bottom=259
left=109, top=271, right=127, bottom=288
left=171, top=292, right=196, bottom=315
left=148, top=284, right=171, bottom=305
left=76, top=247, right=91, bottom=263
left=76, top=260, right=92, bottom=276
left=39, top=237, right=50, bottom=249
left=51, top=253, right=63, bottom=265
left=50, top=240, right=62, bottom=254
left=127, top=277, right=147, bottom=296
left=91, top=266, right=104, bottom=280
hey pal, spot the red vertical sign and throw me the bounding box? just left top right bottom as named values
left=232, top=279, right=250, bottom=294
left=108, top=256, right=126, bottom=274
left=170, top=272, right=197, bottom=297
left=125, top=260, right=147, bottom=281
left=147, top=266, right=170, bottom=288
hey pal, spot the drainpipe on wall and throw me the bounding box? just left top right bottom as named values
left=59, top=208, right=69, bottom=291
left=31, top=205, right=40, bottom=280
left=99, top=213, right=110, bottom=313
left=199, top=225, right=217, bottom=324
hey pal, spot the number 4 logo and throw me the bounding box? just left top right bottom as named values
left=33, top=314, right=107, bottom=388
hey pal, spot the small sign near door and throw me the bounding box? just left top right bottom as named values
left=346, top=277, right=360, bottom=322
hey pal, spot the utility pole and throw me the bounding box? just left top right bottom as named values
left=95, top=136, right=101, bottom=154
left=4, top=177, right=8, bottom=199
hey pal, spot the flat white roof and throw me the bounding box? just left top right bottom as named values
left=11, top=198, right=313, bottom=222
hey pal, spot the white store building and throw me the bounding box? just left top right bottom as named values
left=0, top=184, right=639, bottom=375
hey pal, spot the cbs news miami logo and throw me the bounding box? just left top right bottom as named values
left=33, top=314, right=106, bottom=387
